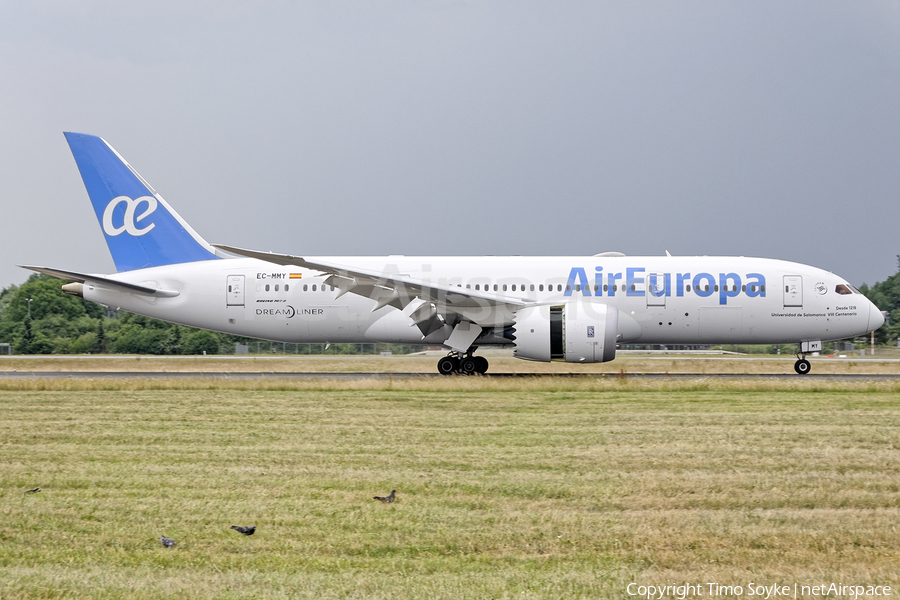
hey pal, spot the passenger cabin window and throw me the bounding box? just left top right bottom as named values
left=265, top=284, right=270, bottom=291
left=312, top=284, right=317, bottom=291
left=530, top=284, right=535, bottom=291
left=836, top=284, right=853, bottom=295
left=539, top=284, right=544, bottom=291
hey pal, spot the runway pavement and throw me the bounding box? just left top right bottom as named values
left=1, top=371, right=899, bottom=381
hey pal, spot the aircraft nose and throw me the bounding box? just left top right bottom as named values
left=867, top=300, right=885, bottom=332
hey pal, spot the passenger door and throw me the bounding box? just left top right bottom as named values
left=646, top=273, right=667, bottom=307
left=226, top=275, right=245, bottom=307
left=783, top=275, right=802, bottom=307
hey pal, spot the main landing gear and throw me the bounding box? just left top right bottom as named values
left=794, top=353, right=812, bottom=375
left=437, top=351, right=489, bottom=375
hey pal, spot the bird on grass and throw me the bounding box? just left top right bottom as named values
left=159, top=536, right=176, bottom=548
left=373, top=490, right=396, bottom=503
left=24, top=488, right=41, bottom=494
left=231, top=526, right=256, bottom=536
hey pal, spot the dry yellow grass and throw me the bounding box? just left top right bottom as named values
left=0, top=381, right=898, bottom=598
left=0, top=375, right=899, bottom=394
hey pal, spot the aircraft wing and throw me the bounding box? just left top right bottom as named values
left=213, top=245, right=525, bottom=329
left=19, top=266, right=180, bottom=298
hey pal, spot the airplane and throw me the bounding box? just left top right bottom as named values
left=21, top=132, right=884, bottom=375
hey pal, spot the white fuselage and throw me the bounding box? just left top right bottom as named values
left=80, top=255, right=880, bottom=348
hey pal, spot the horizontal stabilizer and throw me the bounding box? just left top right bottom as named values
left=18, top=266, right=180, bottom=297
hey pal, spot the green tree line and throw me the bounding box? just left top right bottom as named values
left=0, top=274, right=227, bottom=355
left=0, top=274, right=418, bottom=355
left=860, top=256, right=900, bottom=345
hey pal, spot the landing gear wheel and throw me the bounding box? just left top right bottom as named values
left=794, top=359, right=811, bottom=375
left=437, top=356, right=459, bottom=375
left=460, top=357, right=478, bottom=375
left=474, top=356, right=489, bottom=374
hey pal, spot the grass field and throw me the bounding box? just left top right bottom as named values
left=1, top=377, right=899, bottom=599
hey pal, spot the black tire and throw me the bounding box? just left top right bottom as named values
left=460, top=357, right=477, bottom=375
left=794, top=359, right=811, bottom=375
left=437, top=356, right=458, bottom=375
left=474, top=356, right=489, bottom=374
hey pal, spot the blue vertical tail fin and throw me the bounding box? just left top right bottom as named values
left=64, top=132, right=220, bottom=272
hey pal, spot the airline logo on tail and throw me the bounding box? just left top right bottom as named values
left=65, top=132, right=220, bottom=272
left=102, top=196, right=158, bottom=237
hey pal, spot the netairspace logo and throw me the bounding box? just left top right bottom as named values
left=625, top=582, right=892, bottom=599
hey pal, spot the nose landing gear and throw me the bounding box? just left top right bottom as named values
left=794, top=353, right=812, bottom=375
left=437, top=352, right=488, bottom=375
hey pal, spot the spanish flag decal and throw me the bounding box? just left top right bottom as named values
left=289, top=273, right=303, bottom=279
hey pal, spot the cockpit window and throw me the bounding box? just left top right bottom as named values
left=835, top=284, right=853, bottom=295
left=847, top=284, right=862, bottom=294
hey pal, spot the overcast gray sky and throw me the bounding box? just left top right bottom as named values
left=2, top=1, right=899, bottom=289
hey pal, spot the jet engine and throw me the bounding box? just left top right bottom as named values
left=512, top=302, right=618, bottom=363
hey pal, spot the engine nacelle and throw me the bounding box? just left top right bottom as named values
left=512, top=302, right=618, bottom=363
